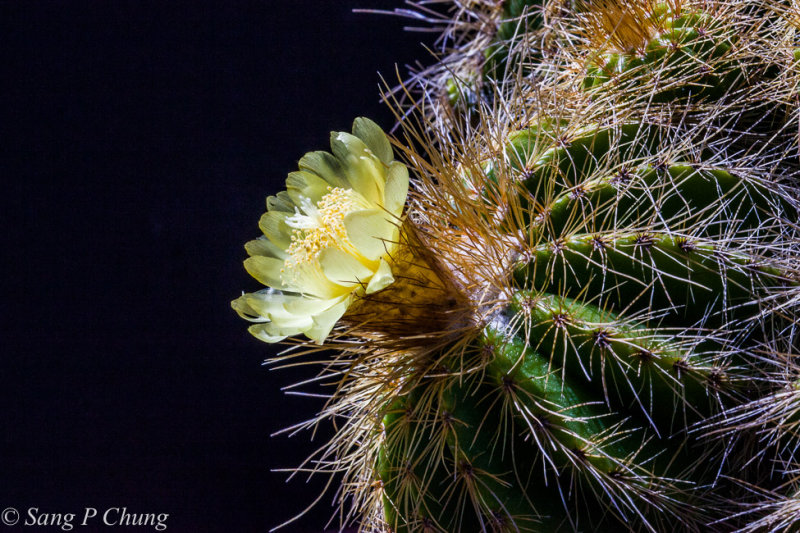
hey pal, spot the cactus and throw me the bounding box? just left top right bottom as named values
left=234, top=0, right=800, bottom=531
left=373, top=118, right=796, bottom=531
left=440, top=0, right=549, bottom=118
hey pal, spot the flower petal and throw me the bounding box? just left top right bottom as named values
left=248, top=323, right=288, bottom=343
left=305, top=297, right=350, bottom=344
left=283, top=294, right=340, bottom=316
left=330, top=131, right=368, bottom=161
left=240, top=289, right=295, bottom=320
left=266, top=191, right=295, bottom=213
left=259, top=211, right=293, bottom=249
left=365, top=258, right=394, bottom=294
left=318, top=247, right=375, bottom=287
left=231, top=293, right=268, bottom=322
left=383, top=161, right=409, bottom=217
left=331, top=132, right=384, bottom=205
left=262, top=315, right=315, bottom=335
left=244, top=256, right=290, bottom=290
left=245, top=236, right=288, bottom=259
left=286, top=170, right=331, bottom=205
left=290, top=261, right=356, bottom=299
left=352, top=117, right=393, bottom=166
left=344, top=209, right=396, bottom=261
left=299, top=150, right=349, bottom=189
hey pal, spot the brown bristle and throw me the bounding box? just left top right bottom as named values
left=578, top=0, right=663, bottom=53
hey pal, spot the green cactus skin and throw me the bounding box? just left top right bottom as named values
left=483, top=0, right=545, bottom=79
left=380, top=324, right=644, bottom=532
left=445, top=0, right=546, bottom=114
left=504, top=125, right=791, bottom=324
left=379, top=313, right=709, bottom=531
left=377, top=120, right=795, bottom=531
left=449, top=1, right=787, bottom=119
left=582, top=5, right=742, bottom=102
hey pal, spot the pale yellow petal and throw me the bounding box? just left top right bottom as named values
left=331, top=132, right=383, bottom=204
left=286, top=170, right=331, bottom=205
left=299, top=150, right=349, bottom=189
left=242, top=290, right=296, bottom=320
left=231, top=293, right=268, bottom=322
left=344, top=209, right=397, bottom=261
left=319, top=247, right=375, bottom=287
left=245, top=236, right=288, bottom=259
left=283, top=295, right=339, bottom=316
left=258, top=211, right=292, bottom=249
left=305, top=297, right=350, bottom=344
left=383, top=161, right=409, bottom=216
left=263, top=315, right=315, bottom=335
left=244, top=256, right=290, bottom=290
left=248, top=323, right=287, bottom=343
left=291, top=264, right=352, bottom=299
left=330, top=131, right=368, bottom=161
left=266, top=191, right=294, bottom=213
left=365, top=258, right=394, bottom=294
left=350, top=153, right=385, bottom=205
left=352, top=117, right=393, bottom=166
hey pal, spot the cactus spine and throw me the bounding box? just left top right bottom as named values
left=234, top=0, right=800, bottom=531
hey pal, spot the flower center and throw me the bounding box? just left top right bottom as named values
left=281, top=187, right=369, bottom=285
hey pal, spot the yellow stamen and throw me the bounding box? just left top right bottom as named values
left=281, top=187, right=370, bottom=285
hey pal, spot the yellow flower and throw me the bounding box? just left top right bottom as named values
left=232, top=117, right=409, bottom=344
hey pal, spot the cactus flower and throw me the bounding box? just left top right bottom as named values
left=232, top=118, right=409, bottom=344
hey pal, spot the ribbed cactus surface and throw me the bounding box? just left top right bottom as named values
left=582, top=6, right=739, bottom=100
left=377, top=120, right=794, bottom=531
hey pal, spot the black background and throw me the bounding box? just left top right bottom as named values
left=2, top=2, right=433, bottom=531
